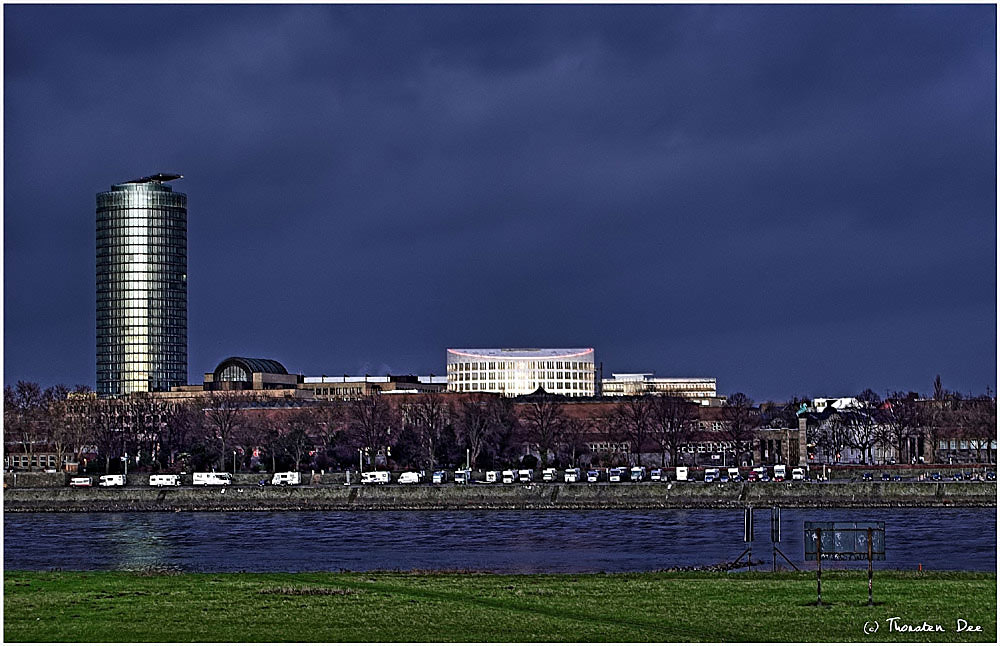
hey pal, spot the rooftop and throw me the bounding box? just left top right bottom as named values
left=447, top=348, right=594, bottom=360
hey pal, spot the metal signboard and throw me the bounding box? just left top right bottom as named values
left=804, top=522, right=885, bottom=561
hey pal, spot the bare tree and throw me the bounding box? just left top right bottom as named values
left=346, top=394, right=397, bottom=469
left=613, top=397, right=654, bottom=466
left=520, top=394, right=567, bottom=469
left=408, top=394, right=450, bottom=471
left=649, top=396, right=697, bottom=467
left=559, top=416, right=592, bottom=468
left=5, top=381, right=46, bottom=470
left=204, top=391, right=254, bottom=471
left=836, top=389, right=882, bottom=464
left=457, top=400, right=494, bottom=469
left=880, top=392, right=921, bottom=464
left=487, top=397, right=520, bottom=468
left=963, top=390, right=997, bottom=463
left=720, top=392, right=761, bottom=465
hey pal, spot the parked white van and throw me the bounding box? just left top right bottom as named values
left=728, top=467, right=741, bottom=482
left=541, top=468, right=559, bottom=482
left=630, top=466, right=647, bottom=482
left=501, top=470, right=516, bottom=484
left=99, top=474, right=125, bottom=487
left=586, top=469, right=601, bottom=483
left=361, top=471, right=390, bottom=485
left=791, top=467, right=805, bottom=481
left=675, top=466, right=689, bottom=482
left=564, top=468, right=581, bottom=483
left=485, top=470, right=500, bottom=484
left=454, top=469, right=472, bottom=485
left=398, top=471, right=421, bottom=485
left=271, top=472, right=301, bottom=486
left=193, top=472, right=232, bottom=486
left=773, top=464, right=787, bottom=482
left=149, top=474, right=180, bottom=487
left=517, top=469, right=534, bottom=483
left=432, top=470, right=447, bottom=484
left=69, top=476, right=92, bottom=487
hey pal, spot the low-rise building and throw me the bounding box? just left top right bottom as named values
left=600, top=373, right=718, bottom=404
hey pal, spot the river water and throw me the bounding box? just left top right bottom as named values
left=4, top=508, right=995, bottom=573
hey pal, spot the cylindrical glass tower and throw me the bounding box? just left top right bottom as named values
left=96, top=174, right=187, bottom=396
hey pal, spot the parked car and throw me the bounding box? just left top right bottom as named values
left=861, top=472, right=873, bottom=481
left=930, top=472, right=942, bottom=481
left=719, top=473, right=730, bottom=483
left=704, top=468, right=720, bottom=483
left=881, top=472, right=891, bottom=481
left=271, top=471, right=301, bottom=486
left=193, top=472, right=232, bottom=486
left=149, top=474, right=180, bottom=487
left=564, top=468, right=581, bottom=483
left=99, top=474, right=125, bottom=487
left=986, top=471, right=996, bottom=481
left=69, top=476, right=93, bottom=487
left=751, top=466, right=767, bottom=482
left=747, top=471, right=759, bottom=483
left=586, top=469, right=601, bottom=483
left=650, top=468, right=663, bottom=482
left=891, top=474, right=902, bottom=482
left=362, top=471, right=391, bottom=485
left=398, top=471, right=421, bottom=485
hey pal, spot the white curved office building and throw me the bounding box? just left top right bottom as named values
left=446, top=348, right=595, bottom=397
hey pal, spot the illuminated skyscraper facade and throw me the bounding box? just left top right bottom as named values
left=96, top=174, right=187, bottom=396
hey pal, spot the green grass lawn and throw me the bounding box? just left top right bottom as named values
left=4, top=570, right=995, bottom=642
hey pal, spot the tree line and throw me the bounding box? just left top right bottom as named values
left=4, top=375, right=995, bottom=473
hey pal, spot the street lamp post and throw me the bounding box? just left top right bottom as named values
left=233, top=450, right=237, bottom=474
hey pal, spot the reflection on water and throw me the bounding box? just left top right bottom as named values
left=4, top=508, right=995, bottom=573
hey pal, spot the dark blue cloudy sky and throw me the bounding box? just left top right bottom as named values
left=3, top=4, right=996, bottom=401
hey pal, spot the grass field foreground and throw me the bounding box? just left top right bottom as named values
left=4, top=570, right=996, bottom=642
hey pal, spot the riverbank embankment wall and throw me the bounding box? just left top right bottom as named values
left=3, top=482, right=995, bottom=512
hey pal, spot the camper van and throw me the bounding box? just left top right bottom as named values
left=564, top=468, right=581, bottom=483
left=485, top=471, right=500, bottom=484
left=99, top=474, right=125, bottom=487
left=791, top=467, right=805, bottom=481
left=750, top=466, right=768, bottom=482
left=630, top=466, right=646, bottom=482
left=362, top=471, right=390, bottom=485
left=650, top=468, right=663, bottom=481
left=675, top=466, right=689, bottom=482
left=704, top=467, right=720, bottom=483
left=271, top=472, right=301, bottom=486
left=727, top=467, right=741, bottom=482
left=193, top=472, right=232, bottom=486
left=149, top=474, right=180, bottom=487
left=454, top=469, right=472, bottom=485
left=517, top=469, right=534, bottom=483
left=586, top=469, right=601, bottom=483
left=609, top=467, right=627, bottom=483
left=432, top=470, right=447, bottom=484
left=69, top=476, right=92, bottom=487
left=502, top=470, right=516, bottom=484
left=542, top=468, right=559, bottom=482
left=772, top=465, right=787, bottom=482
left=398, top=471, right=421, bottom=485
